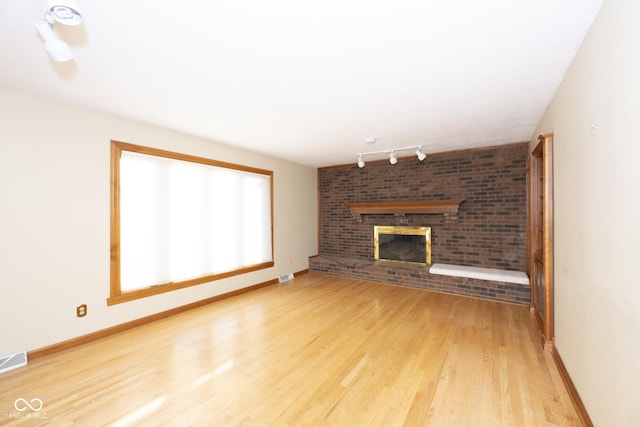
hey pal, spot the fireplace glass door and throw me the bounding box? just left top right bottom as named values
left=374, top=226, right=431, bottom=265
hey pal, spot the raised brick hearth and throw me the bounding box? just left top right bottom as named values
left=311, top=143, right=530, bottom=305
left=309, top=256, right=530, bottom=304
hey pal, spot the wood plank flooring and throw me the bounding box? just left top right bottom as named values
left=0, top=273, right=580, bottom=426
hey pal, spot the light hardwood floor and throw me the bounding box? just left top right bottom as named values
left=0, top=273, right=580, bottom=426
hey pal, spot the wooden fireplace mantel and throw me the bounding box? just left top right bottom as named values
left=346, top=200, right=464, bottom=221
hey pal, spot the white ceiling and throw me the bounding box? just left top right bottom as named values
left=0, top=0, right=603, bottom=167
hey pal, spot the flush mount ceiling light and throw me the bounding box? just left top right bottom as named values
left=356, top=145, right=427, bottom=168
left=34, top=0, right=83, bottom=62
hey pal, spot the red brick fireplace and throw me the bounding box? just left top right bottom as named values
left=309, top=143, right=530, bottom=304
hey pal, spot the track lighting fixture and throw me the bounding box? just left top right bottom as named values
left=34, top=0, right=83, bottom=62
left=356, top=145, right=427, bottom=168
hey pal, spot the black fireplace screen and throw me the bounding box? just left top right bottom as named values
left=374, top=226, right=431, bottom=265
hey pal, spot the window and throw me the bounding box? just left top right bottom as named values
left=109, top=141, right=274, bottom=305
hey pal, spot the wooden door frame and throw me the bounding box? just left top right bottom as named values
left=528, top=133, right=554, bottom=351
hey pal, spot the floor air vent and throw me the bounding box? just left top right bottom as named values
left=278, top=272, right=294, bottom=283
left=0, top=350, right=27, bottom=374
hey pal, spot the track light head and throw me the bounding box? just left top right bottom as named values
left=389, top=151, right=398, bottom=165
left=35, top=1, right=83, bottom=62
left=415, top=147, right=427, bottom=162
left=357, top=155, right=365, bottom=168
left=33, top=21, right=74, bottom=62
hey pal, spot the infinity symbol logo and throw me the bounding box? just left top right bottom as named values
left=14, top=398, right=43, bottom=412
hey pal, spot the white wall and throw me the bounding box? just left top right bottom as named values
left=532, top=0, right=639, bottom=424
left=0, top=85, right=318, bottom=356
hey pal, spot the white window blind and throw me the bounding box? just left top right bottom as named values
left=118, top=150, right=273, bottom=292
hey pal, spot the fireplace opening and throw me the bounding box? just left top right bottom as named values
left=374, top=226, right=431, bottom=266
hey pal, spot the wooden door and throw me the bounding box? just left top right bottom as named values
left=529, top=133, right=554, bottom=351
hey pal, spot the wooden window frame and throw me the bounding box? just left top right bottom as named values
left=109, top=140, right=274, bottom=305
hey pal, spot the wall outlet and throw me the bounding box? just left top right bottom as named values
left=76, top=304, right=87, bottom=317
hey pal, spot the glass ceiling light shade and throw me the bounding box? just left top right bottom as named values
left=47, top=0, right=83, bottom=25
left=33, top=21, right=74, bottom=62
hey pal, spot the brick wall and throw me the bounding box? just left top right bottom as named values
left=312, top=143, right=529, bottom=304
left=317, top=143, right=528, bottom=271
